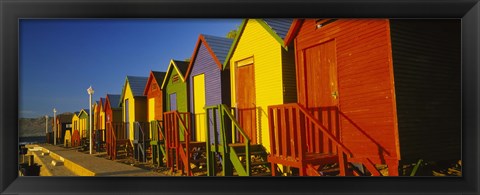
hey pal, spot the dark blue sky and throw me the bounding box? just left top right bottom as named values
left=19, top=19, right=241, bottom=118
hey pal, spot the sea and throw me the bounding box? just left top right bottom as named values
left=19, top=136, right=46, bottom=146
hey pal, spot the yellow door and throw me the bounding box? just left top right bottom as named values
left=193, top=74, right=206, bottom=142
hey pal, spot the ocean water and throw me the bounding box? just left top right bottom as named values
left=19, top=136, right=46, bottom=145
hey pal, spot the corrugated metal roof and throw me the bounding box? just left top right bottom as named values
left=106, top=94, right=121, bottom=109
left=263, top=18, right=294, bottom=39
left=172, top=60, right=189, bottom=76
left=152, top=71, right=167, bottom=84
left=127, top=76, right=148, bottom=97
left=202, top=34, right=234, bottom=64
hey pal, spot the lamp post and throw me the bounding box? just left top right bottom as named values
left=53, top=108, right=57, bottom=145
left=45, top=115, right=48, bottom=143
left=87, top=86, right=94, bottom=154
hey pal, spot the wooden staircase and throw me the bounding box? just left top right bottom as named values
left=106, top=122, right=133, bottom=160
left=164, top=111, right=207, bottom=176
left=205, top=104, right=271, bottom=176
left=267, top=103, right=384, bottom=176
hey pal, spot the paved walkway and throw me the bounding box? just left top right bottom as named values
left=28, top=144, right=166, bottom=176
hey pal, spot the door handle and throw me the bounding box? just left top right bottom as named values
left=331, top=91, right=338, bottom=99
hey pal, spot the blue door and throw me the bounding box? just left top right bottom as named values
left=170, top=93, right=177, bottom=111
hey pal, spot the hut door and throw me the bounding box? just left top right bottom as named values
left=236, top=62, right=257, bottom=144
left=125, top=99, right=130, bottom=139
left=304, top=39, right=339, bottom=154
left=193, top=74, right=206, bottom=142
left=170, top=93, right=177, bottom=111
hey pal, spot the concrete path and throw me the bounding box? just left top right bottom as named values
left=28, top=144, right=166, bottom=176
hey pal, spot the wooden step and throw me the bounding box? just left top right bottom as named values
left=304, top=153, right=338, bottom=164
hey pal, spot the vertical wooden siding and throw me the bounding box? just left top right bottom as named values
left=295, top=19, right=399, bottom=163
left=390, top=19, right=461, bottom=162
left=229, top=19, right=286, bottom=152
left=189, top=43, right=225, bottom=141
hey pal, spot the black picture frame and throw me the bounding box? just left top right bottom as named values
left=1, top=0, right=478, bottom=194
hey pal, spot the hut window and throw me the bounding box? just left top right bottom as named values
left=152, top=84, right=157, bottom=91
left=66, top=124, right=71, bottom=128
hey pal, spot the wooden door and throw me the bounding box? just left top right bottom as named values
left=193, top=74, right=206, bottom=142
left=125, top=99, right=130, bottom=139
left=236, top=63, right=257, bottom=144
left=304, top=39, right=339, bottom=154
left=169, top=93, right=177, bottom=111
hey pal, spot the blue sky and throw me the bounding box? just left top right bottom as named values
left=19, top=19, right=242, bottom=118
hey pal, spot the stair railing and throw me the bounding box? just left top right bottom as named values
left=205, top=104, right=251, bottom=176
left=164, top=111, right=192, bottom=175
left=134, top=121, right=148, bottom=163
left=156, top=120, right=167, bottom=163
left=268, top=103, right=353, bottom=175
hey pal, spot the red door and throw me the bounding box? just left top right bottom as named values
left=304, top=39, right=339, bottom=154
left=236, top=64, right=257, bottom=144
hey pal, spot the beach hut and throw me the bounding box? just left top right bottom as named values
left=119, top=75, right=149, bottom=162
left=71, top=111, right=81, bottom=147
left=93, top=98, right=106, bottom=150
left=105, top=94, right=129, bottom=160
left=144, top=71, right=167, bottom=126
left=185, top=34, right=233, bottom=142
left=77, top=109, right=90, bottom=145
left=93, top=101, right=100, bottom=132
left=143, top=71, right=167, bottom=166
left=203, top=19, right=295, bottom=176
left=161, top=59, right=194, bottom=174
left=267, top=19, right=461, bottom=176
left=53, top=113, right=73, bottom=144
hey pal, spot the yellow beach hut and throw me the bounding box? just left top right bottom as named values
left=119, top=75, right=149, bottom=162
left=204, top=19, right=296, bottom=176
left=226, top=19, right=296, bottom=150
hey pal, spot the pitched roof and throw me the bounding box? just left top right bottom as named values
left=202, top=34, right=233, bottom=64
left=106, top=94, right=121, bottom=109
left=223, top=19, right=294, bottom=68
left=56, top=113, right=73, bottom=123
left=172, top=60, right=189, bottom=76
left=78, top=109, right=90, bottom=117
left=160, top=59, right=189, bottom=89
left=185, top=34, right=233, bottom=78
left=127, top=76, right=149, bottom=96
left=262, top=18, right=294, bottom=40
left=119, top=75, right=148, bottom=106
left=144, top=71, right=167, bottom=95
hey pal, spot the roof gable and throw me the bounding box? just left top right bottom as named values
left=223, top=19, right=294, bottom=69
left=119, top=75, right=148, bottom=106
left=160, top=59, right=189, bottom=89
left=78, top=109, right=89, bottom=118
left=144, top=71, right=167, bottom=95
left=185, top=34, right=233, bottom=78
left=106, top=94, right=121, bottom=110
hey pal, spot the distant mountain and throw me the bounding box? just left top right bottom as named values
left=19, top=112, right=72, bottom=137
